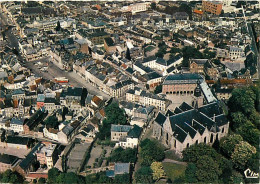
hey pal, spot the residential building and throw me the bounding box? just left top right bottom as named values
left=189, top=59, right=208, bottom=74
left=202, top=0, right=223, bottom=15
left=111, top=124, right=132, bottom=142
left=126, top=87, right=169, bottom=111
left=115, top=125, right=142, bottom=149
left=36, top=143, right=58, bottom=169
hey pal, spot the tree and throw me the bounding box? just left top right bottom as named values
left=181, top=46, right=203, bottom=67
left=154, top=85, right=162, bottom=94
left=135, top=167, right=153, bottom=184
left=219, top=134, right=243, bottom=157
left=230, top=112, right=247, bottom=130
left=126, top=47, right=131, bottom=60
left=195, top=155, right=221, bottom=183
left=105, top=103, right=127, bottom=125
left=179, top=3, right=192, bottom=19
left=109, top=147, right=137, bottom=163
left=231, top=141, right=256, bottom=170
left=1, top=170, right=23, bottom=183
left=203, top=48, right=216, bottom=59
left=182, top=143, right=219, bottom=163
left=48, top=168, right=60, bottom=183
left=62, top=106, right=68, bottom=121
left=236, top=122, right=260, bottom=148
left=151, top=2, right=156, bottom=10
left=114, top=173, right=130, bottom=184
left=56, top=21, right=61, bottom=31
left=228, top=88, right=256, bottom=115
left=150, top=162, right=166, bottom=181
left=56, top=172, right=84, bottom=184
left=185, top=163, right=198, bottom=183
left=37, top=178, right=46, bottom=184
left=140, top=139, right=165, bottom=166
left=44, top=115, right=59, bottom=129
left=80, top=87, right=88, bottom=106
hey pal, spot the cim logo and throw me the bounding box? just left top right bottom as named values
left=244, top=168, right=259, bottom=179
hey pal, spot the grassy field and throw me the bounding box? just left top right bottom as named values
left=162, top=162, right=186, bottom=183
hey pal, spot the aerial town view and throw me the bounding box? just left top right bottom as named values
left=0, top=0, right=259, bottom=183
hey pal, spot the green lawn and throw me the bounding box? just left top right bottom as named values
left=162, top=162, right=186, bottom=183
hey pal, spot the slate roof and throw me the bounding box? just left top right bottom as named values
left=163, top=73, right=203, bottom=85
left=154, top=112, right=166, bottom=126
left=11, top=118, right=24, bottom=125
left=111, top=124, right=132, bottom=132
left=0, top=154, right=20, bottom=165
left=154, top=101, right=228, bottom=143
left=104, top=37, right=115, bottom=47
left=19, top=142, right=42, bottom=170
left=6, top=136, right=30, bottom=145
left=128, top=125, right=142, bottom=138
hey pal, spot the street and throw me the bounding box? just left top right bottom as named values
left=26, top=60, right=110, bottom=99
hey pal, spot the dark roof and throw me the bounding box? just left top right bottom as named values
left=198, top=102, right=223, bottom=118
left=6, top=136, right=30, bottom=145
left=19, top=142, right=41, bottom=170
left=154, top=112, right=166, bottom=126
left=154, top=101, right=228, bottom=143
left=165, top=73, right=203, bottom=81
left=179, top=102, right=193, bottom=111
left=128, top=125, right=142, bottom=138
left=215, top=88, right=233, bottom=93
left=0, top=154, right=20, bottom=165
left=104, top=37, right=115, bottom=47
left=165, top=109, right=174, bottom=116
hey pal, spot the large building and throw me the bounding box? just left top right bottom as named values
left=202, top=0, right=222, bottom=15
left=153, top=101, right=229, bottom=155
left=162, top=73, right=204, bottom=95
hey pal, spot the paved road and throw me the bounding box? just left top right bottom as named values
left=26, top=60, right=110, bottom=99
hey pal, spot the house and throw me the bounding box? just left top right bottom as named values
left=115, top=125, right=142, bottom=149
left=35, top=143, right=58, bottom=169
left=23, top=109, right=48, bottom=135
left=126, top=87, right=169, bottom=111
left=189, top=59, right=208, bottom=74
left=215, top=88, right=233, bottom=100
left=106, top=163, right=130, bottom=178
left=202, top=0, right=222, bottom=15
left=10, top=117, right=24, bottom=133
left=104, top=37, right=116, bottom=54
left=57, top=120, right=81, bottom=144
left=0, top=154, right=20, bottom=172
left=142, top=55, right=183, bottom=75
left=15, top=142, right=42, bottom=177
left=111, top=124, right=132, bottom=142
left=5, top=136, right=31, bottom=150
left=37, top=94, right=45, bottom=109
left=153, top=101, right=229, bottom=156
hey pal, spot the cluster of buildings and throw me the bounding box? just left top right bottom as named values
left=0, top=0, right=258, bottom=181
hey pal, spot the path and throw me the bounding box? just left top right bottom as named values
left=162, top=158, right=187, bottom=166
